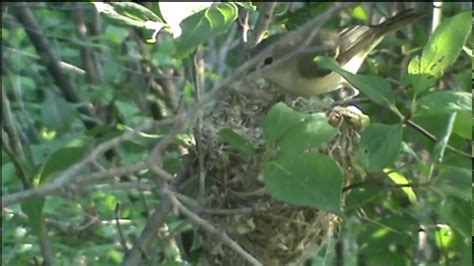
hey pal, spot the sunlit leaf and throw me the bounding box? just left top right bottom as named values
left=384, top=168, right=418, bottom=205
left=173, top=3, right=237, bottom=58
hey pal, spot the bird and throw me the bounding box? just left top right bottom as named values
left=257, top=9, right=425, bottom=97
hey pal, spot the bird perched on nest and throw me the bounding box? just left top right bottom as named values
left=256, top=9, right=425, bottom=98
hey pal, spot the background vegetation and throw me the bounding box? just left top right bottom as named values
left=2, top=2, right=472, bottom=265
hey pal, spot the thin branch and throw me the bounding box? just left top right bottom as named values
left=115, top=203, right=129, bottom=251
left=342, top=179, right=430, bottom=193
left=247, top=2, right=277, bottom=48
left=1, top=84, right=25, bottom=160
left=121, top=195, right=173, bottom=265
left=3, top=46, right=86, bottom=74
left=72, top=2, right=101, bottom=84
left=10, top=2, right=99, bottom=129
left=2, top=161, right=148, bottom=207
left=404, top=117, right=471, bottom=159
left=191, top=49, right=206, bottom=203
left=1, top=128, right=29, bottom=188
left=37, top=220, right=55, bottom=266
left=163, top=189, right=263, bottom=266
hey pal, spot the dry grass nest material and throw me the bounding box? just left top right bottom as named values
left=187, top=85, right=361, bottom=265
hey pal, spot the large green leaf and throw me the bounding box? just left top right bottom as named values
left=264, top=153, right=343, bottom=213
left=109, top=2, right=162, bottom=22
left=416, top=11, right=471, bottom=77
left=262, top=102, right=307, bottom=144
left=173, top=3, right=238, bottom=58
left=315, top=56, right=395, bottom=107
left=93, top=2, right=148, bottom=28
left=39, top=146, right=88, bottom=184
left=159, top=2, right=213, bottom=38
left=278, top=112, right=338, bottom=154
left=357, top=123, right=403, bottom=172
left=406, top=11, right=471, bottom=94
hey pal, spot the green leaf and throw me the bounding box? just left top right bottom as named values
left=218, top=128, right=256, bottom=157
left=114, top=100, right=141, bottom=120
left=437, top=198, right=470, bottom=238
left=21, top=196, right=45, bottom=236
left=351, top=5, right=369, bottom=22
left=264, top=153, right=343, bottom=213
left=418, top=11, right=471, bottom=77
left=41, top=91, right=77, bottom=133
left=109, top=2, right=163, bottom=22
left=402, top=72, right=436, bottom=95
left=344, top=184, right=381, bottom=210
left=173, top=3, right=238, bottom=58
left=437, top=164, right=471, bottom=201
left=262, top=102, right=307, bottom=144
left=278, top=112, right=338, bottom=154
left=159, top=2, right=213, bottom=38
left=416, top=91, right=471, bottom=116
left=407, top=11, right=471, bottom=93
left=315, top=56, right=394, bottom=107
left=452, top=111, right=470, bottom=139
left=93, top=2, right=146, bottom=28
left=234, top=2, right=256, bottom=11
left=39, top=146, right=88, bottom=184
left=357, top=123, right=403, bottom=172
left=384, top=169, right=418, bottom=205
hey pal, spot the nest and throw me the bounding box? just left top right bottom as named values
left=184, top=84, right=362, bottom=265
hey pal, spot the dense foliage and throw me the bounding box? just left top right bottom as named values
left=2, top=2, right=472, bottom=265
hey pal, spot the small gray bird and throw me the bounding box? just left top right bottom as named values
left=258, top=9, right=424, bottom=97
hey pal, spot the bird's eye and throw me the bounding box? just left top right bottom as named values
left=263, top=57, right=273, bottom=65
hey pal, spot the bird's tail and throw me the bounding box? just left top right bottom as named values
left=337, top=9, right=425, bottom=65
left=373, top=9, right=427, bottom=38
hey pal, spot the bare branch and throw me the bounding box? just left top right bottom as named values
left=2, top=161, right=147, bottom=207
left=121, top=196, right=173, bottom=265
left=163, top=189, right=263, bottom=266
left=1, top=84, right=25, bottom=160
left=10, top=2, right=99, bottom=129
left=248, top=2, right=277, bottom=48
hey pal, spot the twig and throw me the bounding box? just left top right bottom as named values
left=191, top=49, right=207, bottom=203
left=3, top=46, right=86, bottom=74
left=73, top=2, right=101, bottom=84
left=162, top=189, right=263, bottom=266
left=10, top=2, right=100, bottom=129
left=196, top=205, right=301, bottom=215
left=1, top=129, right=29, bottom=188
left=121, top=195, right=173, bottom=265
left=115, top=202, right=129, bottom=251
left=1, top=84, right=25, bottom=161
left=238, top=9, right=250, bottom=43
left=61, top=180, right=157, bottom=196
left=247, top=2, right=277, bottom=48
left=392, top=110, right=472, bottom=159
left=38, top=220, right=55, bottom=266
left=2, top=161, right=148, bottom=207
left=342, top=179, right=430, bottom=193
